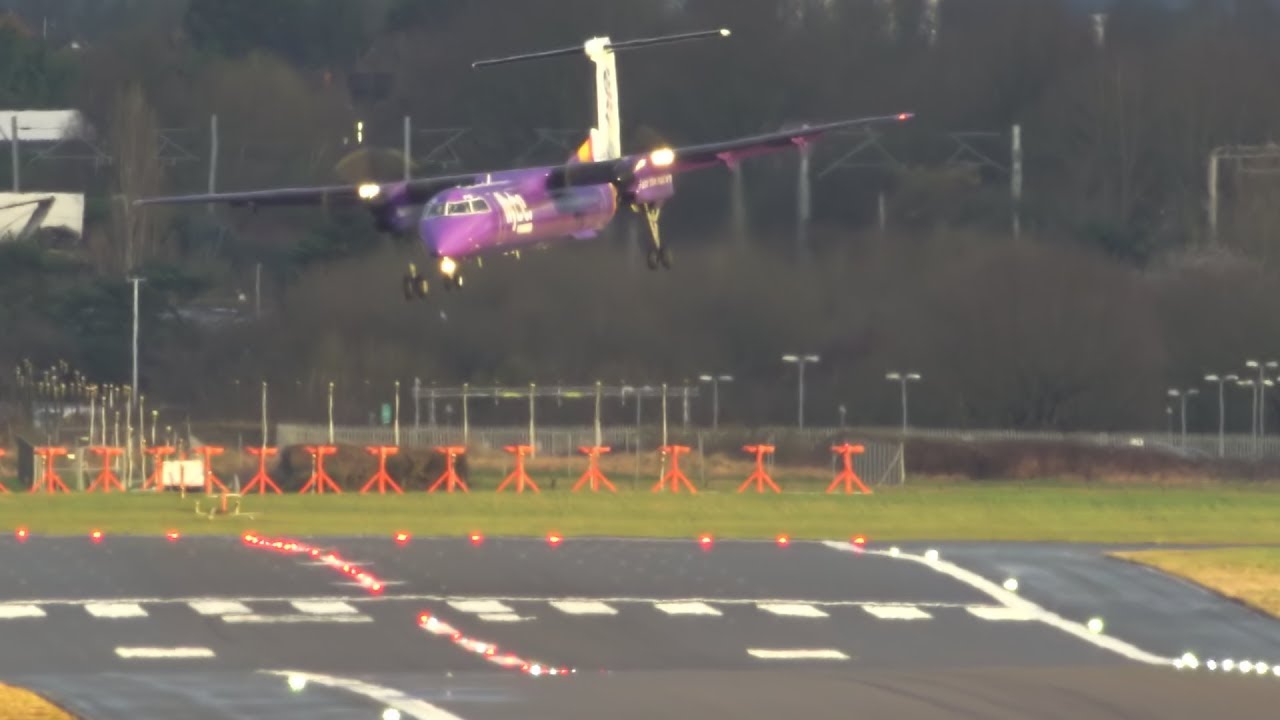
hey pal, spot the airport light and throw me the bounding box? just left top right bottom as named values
left=1204, top=374, right=1239, bottom=458
left=1167, top=388, right=1199, bottom=447
left=1245, top=360, right=1278, bottom=452
left=698, top=373, right=733, bottom=429
left=781, top=354, right=819, bottom=428
left=885, top=372, right=922, bottom=434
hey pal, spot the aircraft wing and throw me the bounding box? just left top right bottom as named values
left=547, top=112, right=913, bottom=188
left=132, top=174, right=480, bottom=208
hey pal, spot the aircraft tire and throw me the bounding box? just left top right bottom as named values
left=646, top=249, right=660, bottom=270
left=658, top=246, right=673, bottom=269
left=413, top=276, right=429, bottom=298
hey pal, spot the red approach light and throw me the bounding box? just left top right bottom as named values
left=698, top=534, right=714, bottom=549
left=547, top=533, right=563, bottom=547
left=776, top=534, right=790, bottom=547
left=165, top=530, right=181, bottom=542
left=370, top=582, right=383, bottom=594
left=852, top=534, right=867, bottom=546
left=417, top=612, right=432, bottom=625
left=15, top=527, right=29, bottom=543
left=394, top=532, right=410, bottom=546
left=90, top=530, right=103, bottom=544
left=469, top=533, right=484, bottom=546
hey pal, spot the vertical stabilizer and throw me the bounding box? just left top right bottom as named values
left=583, top=37, right=622, bottom=161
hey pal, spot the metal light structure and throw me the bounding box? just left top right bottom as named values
left=781, top=355, right=819, bottom=428
left=1245, top=360, right=1278, bottom=446
left=885, top=372, right=922, bottom=434
left=1167, top=387, right=1199, bottom=446
left=1204, top=374, right=1239, bottom=458
left=698, top=373, right=733, bottom=429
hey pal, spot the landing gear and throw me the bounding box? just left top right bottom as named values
left=403, top=263, right=429, bottom=301
left=439, top=257, right=463, bottom=291
left=638, top=202, right=672, bottom=271
left=442, top=273, right=464, bottom=291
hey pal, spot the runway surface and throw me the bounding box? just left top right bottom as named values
left=1, top=534, right=1279, bottom=719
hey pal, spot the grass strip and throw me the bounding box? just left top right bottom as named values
left=0, top=684, right=75, bottom=720
left=2, top=482, right=1280, bottom=543
left=1110, top=547, right=1280, bottom=619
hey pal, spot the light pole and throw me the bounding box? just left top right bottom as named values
left=781, top=355, right=819, bottom=428
left=1204, top=374, right=1238, bottom=458
left=1245, top=360, right=1278, bottom=443
left=698, top=373, right=733, bottom=429
left=885, top=371, right=922, bottom=434
left=1167, top=387, right=1198, bottom=447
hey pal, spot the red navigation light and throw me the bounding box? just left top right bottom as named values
left=469, top=533, right=484, bottom=546
left=165, top=530, right=181, bottom=542
left=394, top=532, right=410, bottom=546
left=698, top=534, right=713, bottom=549
left=776, top=534, right=790, bottom=547
left=897, top=112, right=913, bottom=121
left=90, top=530, right=103, bottom=544
left=547, top=533, right=562, bottom=547
left=15, top=527, right=29, bottom=543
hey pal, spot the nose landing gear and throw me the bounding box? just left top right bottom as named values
left=637, top=202, right=672, bottom=271
left=403, top=263, right=429, bottom=301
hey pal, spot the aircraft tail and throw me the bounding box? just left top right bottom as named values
left=569, top=133, right=597, bottom=164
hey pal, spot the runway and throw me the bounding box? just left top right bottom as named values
left=1, top=534, right=1279, bottom=719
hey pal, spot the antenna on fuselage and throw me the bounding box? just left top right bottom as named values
left=472, top=29, right=731, bottom=163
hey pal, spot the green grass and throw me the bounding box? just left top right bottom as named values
left=4, top=481, right=1280, bottom=543
left=1111, top=547, right=1280, bottom=618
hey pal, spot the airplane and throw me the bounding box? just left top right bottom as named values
left=135, top=29, right=913, bottom=300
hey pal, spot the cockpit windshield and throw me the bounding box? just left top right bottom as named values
left=424, top=197, right=490, bottom=218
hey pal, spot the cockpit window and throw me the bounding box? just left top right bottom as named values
left=425, top=197, right=491, bottom=218
left=469, top=198, right=490, bottom=213
left=445, top=202, right=471, bottom=215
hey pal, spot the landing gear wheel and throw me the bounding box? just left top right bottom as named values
left=658, top=246, right=673, bottom=269
left=646, top=249, right=660, bottom=270
left=413, top=276, right=429, bottom=298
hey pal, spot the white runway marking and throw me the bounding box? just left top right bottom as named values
left=757, top=603, right=829, bottom=618
left=85, top=602, right=147, bottom=618
left=115, top=647, right=215, bottom=659
left=967, top=606, right=1036, bottom=621
left=748, top=648, right=849, bottom=660
left=290, top=600, right=358, bottom=615
left=477, top=613, right=530, bottom=622
left=0, top=594, right=988, bottom=609
left=549, top=600, right=618, bottom=615
left=188, top=601, right=251, bottom=616
left=0, top=604, right=45, bottom=619
left=862, top=604, right=932, bottom=620
left=222, top=614, right=374, bottom=624
left=448, top=600, right=514, bottom=614
left=260, top=670, right=466, bottom=720
left=822, top=540, right=1177, bottom=666
left=654, top=601, right=721, bottom=616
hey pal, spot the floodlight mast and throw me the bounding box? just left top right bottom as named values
left=885, top=372, right=921, bottom=434
left=698, top=373, right=733, bottom=429
left=782, top=355, right=819, bottom=428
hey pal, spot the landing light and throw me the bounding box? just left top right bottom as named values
left=1086, top=617, right=1104, bottom=634
left=358, top=183, right=381, bottom=200
left=440, top=257, right=458, bottom=277
left=719, top=28, right=732, bottom=36
left=1003, top=578, right=1019, bottom=592
left=382, top=709, right=402, bottom=720
left=649, top=147, right=675, bottom=167
left=287, top=674, right=307, bottom=692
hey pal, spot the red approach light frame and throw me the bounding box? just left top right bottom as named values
left=828, top=443, right=872, bottom=494
left=191, top=446, right=231, bottom=494
left=361, top=446, right=404, bottom=494
left=738, top=444, right=781, bottom=494
left=573, top=446, right=616, bottom=493
left=429, top=446, right=469, bottom=493
left=497, top=445, right=540, bottom=493
left=652, top=445, right=696, bottom=493
left=31, top=447, right=70, bottom=494
left=143, top=446, right=175, bottom=491
left=299, top=446, right=342, bottom=494
left=243, top=447, right=283, bottom=494
left=87, top=447, right=126, bottom=493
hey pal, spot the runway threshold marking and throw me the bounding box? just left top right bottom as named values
left=0, top=594, right=988, bottom=609
left=757, top=603, right=829, bottom=618
left=115, top=647, right=216, bottom=659
left=822, top=540, right=1176, bottom=667
left=654, top=601, right=722, bottom=616
left=222, top=614, right=375, bottom=624
left=549, top=600, right=618, bottom=615
left=84, top=602, right=147, bottom=619
left=0, top=605, right=45, bottom=619
left=260, top=669, right=467, bottom=720
left=290, top=600, right=359, bottom=615
left=747, top=649, right=849, bottom=660
left=188, top=601, right=252, bottom=616
left=862, top=604, right=933, bottom=620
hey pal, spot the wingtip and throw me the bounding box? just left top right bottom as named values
left=897, top=112, right=915, bottom=121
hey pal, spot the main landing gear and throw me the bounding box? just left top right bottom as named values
left=638, top=202, right=672, bottom=271
left=404, top=259, right=464, bottom=301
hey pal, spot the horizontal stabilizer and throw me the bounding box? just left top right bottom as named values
left=472, top=29, right=730, bottom=69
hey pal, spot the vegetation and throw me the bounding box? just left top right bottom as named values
left=4, top=481, right=1280, bottom=543
left=0, top=683, right=74, bottom=720
left=1111, top=547, right=1280, bottom=619
left=5, top=1, right=1280, bottom=434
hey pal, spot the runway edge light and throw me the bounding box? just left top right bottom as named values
left=15, top=527, right=29, bottom=543
left=776, top=534, right=790, bottom=547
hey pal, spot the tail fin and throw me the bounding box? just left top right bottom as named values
left=569, top=134, right=595, bottom=164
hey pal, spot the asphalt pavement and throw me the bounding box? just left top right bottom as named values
left=0, top=534, right=1278, bottom=719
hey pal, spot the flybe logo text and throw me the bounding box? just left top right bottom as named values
left=637, top=174, right=673, bottom=191
left=492, top=192, right=533, bottom=227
